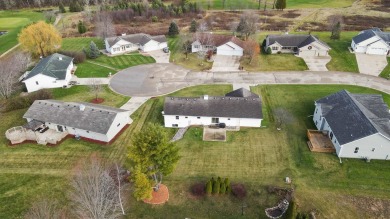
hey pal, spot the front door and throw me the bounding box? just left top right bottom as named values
left=57, top=125, right=64, bottom=132
left=121, top=46, right=125, bottom=51
left=211, top=118, right=219, bottom=123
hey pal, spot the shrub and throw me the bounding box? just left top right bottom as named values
left=151, top=16, right=158, bottom=22
left=58, top=51, right=86, bottom=64
left=78, top=20, right=87, bottom=34
left=220, top=182, right=226, bottom=194
left=212, top=180, right=220, bottom=194
left=59, top=3, right=66, bottom=13
left=224, top=178, right=230, bottom=186
left=277, top=51, right=282, bottom=54
left=226, top=184, right=232, bottom=194
left=231, top=184, right=247, bottom=199
left=191, top=183, right=206, bottom=197
left=206, top=180, right=212, bottom=195
left=266, top=47, right=272, bottom=54
left=197, top=14, right=203, bottom=19
left=3, top=89, right=53, bottom=112
left=217, top=177, right=222, bottom=183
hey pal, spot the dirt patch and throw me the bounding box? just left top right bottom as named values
left=262, top=20, right=294, bottom=31
left=298, top=21, right=328, bottom=31
left=343, top=15, right=390, bottom=31
left=343, top=195, right=390, bottom=218
left=280, top=10, right=301, bottom=19
left=143, top=184, right=169, bottom=205
left=203, top=127, right=226, bottom=141
left=90, top=98, right=104, bottom=104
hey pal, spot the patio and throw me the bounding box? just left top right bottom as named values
left=6, top=126, right=68, bottom=145
left=307, top=130, right=335, bottom=153
left=203, top=126, right=226, bottom=142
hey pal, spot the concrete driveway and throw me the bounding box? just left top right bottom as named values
left=211, top=55, right=241, bottom=72
left=110, top=63, right=190, bottom=97
left=355, top=53, right=388, bottom=76
left=145, top=50, right=170, bottom=63
left=300, top=56, right=331, bottom=71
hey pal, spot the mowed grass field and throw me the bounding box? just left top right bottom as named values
left=61, top=37, right=104, bottom=52
left=0, top=10, right=45, bottom=55
left=2, top=84, right=390, bottom=218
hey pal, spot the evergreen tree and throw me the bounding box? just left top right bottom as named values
left=206, top=180, right=212, bottom=195
left=330, top=21, right=341, bottom=40
left=132, top=165, right=153, bottom=201
left=89, top=41, right=100, bottom=59
left=59, top=2, right=66, bottom=13
left=190, top=19, right=197, bottom=33
left=168, top=21, right=179, bottom=36
left=281, top=0, right=287, bottom=10
left=212, top=180, right=220, bottom=194
left=275, top=0, right=282, bottom=10
left=224, top=178, right=230, bottom=187
left=220, top=182, right=226, bottom=194
left=69, top=0, right=83, bottom=12
left=78, top=20, right=87, bottom=34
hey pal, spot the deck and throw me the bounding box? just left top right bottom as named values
left=307, top=130, right=335, bottom=153
left=6, top=126, right=68, bottom=145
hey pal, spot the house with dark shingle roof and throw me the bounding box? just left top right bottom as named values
left=313, top=90, right=390, bottom=160
left=191, top=33, right=244, bottom=56
left=20, top=53, right=74, bottom=93
left=105, top=33, right=167, bottom=55
left=351, top=28, right=390, bottom=55
left=22, top=100, right=130, bottom=143
left=163, top=88, right=262, bottom=128
left=265, top=34, right=330, bottom=57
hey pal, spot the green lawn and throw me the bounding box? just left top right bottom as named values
left=379, top=57, right=390, bottom=79
left=92, top=54, right=156, bottom=70
left=74, top=61, right=116, bottom=78
left=61, top=37, right=104, bottom=52
left=243, top=52, right=308, bottom=71
left=287, top=0, right=355, bottom=8
left=2, top=84, right=390, bottom=218
left=0, top=10, right=45, bottom=55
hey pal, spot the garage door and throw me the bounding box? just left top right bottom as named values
left=217, top=49, right=243, bottom=56
left=317, top=50, right=328, bottom=56
left=300, top=50, right=316, bottom=57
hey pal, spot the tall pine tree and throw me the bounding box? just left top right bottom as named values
left=89, top=41, right=100, bottom=59
left=330, top=21, right=341, bottom=40
left=190, top=19, right=197, bottom=33
left=168, top=21, right=179, bottom=36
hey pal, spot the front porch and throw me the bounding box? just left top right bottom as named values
left=307, top=129, right=335, bottom=153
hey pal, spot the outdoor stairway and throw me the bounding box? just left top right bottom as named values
left=170, top=127, right=188, bottom=142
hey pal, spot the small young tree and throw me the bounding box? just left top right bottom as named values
left=274, top=107, right=294, bottom=130
left=212, top=179, right=220, bottom=194
left=89, top=41, right=100, bottom=59
left=44, top=11, right=56, bottom=23
left=24, top=199, right=63, bottom=219
left=180, top=35, right=192, bottom=59
left=206, top=180, right=212, bottom=195
left=88, top=79, right=102, bottom=101
left=190, top=19, right=197, bottom=32
left=168, top=21, right=179, bottom=36
left=330, top=21, right=341, bottom=40
left=220, top=182, right=226, bottom=194
left=244, top=38, right=260, bottom=64
left=78, top=20, right=87, bottom=34
left=59, top=2, right=66, bottom=13
left=266, top=47, right=272, bottom=54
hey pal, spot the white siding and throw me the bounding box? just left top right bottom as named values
left=216, top=42, right=243, bottom=56
left=142, top=40, right=163, bottom=52
left=105, top=112, right=130, bottom=142
left=23, top=64, right=72, bottom=93
left=298, top=41, right=330, bottom=57
left=340, top=133, right=390, bottom=160
left=352, top=36, right=390, bottom=55
left=163, top=115, right=261, bottom=128
left=109, top=39, right=139, bottom=55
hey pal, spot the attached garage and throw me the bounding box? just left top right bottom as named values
left=217, top=43, right=243, bottom=56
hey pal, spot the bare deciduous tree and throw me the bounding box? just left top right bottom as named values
left=243, top=38, right=260, bottom=64
left=25, top=199, right=65, bottom=219
left=95, top=11, right=115, bottom=39
left=274, top=107, right=294, bottom=130
left=88, top=79, right=103, bottom=101
left=0, top=52, right=30, bottom=99
left=180, top=34, right=192, bottom=59
left=44, top=10, right=56, bottom=23
left=237, top=11, right=259, bottom=40
left=70, top=157, right=123, bottom=219
left=194, top=31, right=214, bottom=64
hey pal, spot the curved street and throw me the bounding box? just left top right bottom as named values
left=109, top=63, right=390, bottom=97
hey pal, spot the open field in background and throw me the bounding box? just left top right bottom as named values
left=0, top=10, right=45, bottom=55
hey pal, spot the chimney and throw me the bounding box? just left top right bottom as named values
left=79, top=104, right=85, bottom=111
left=203, top=95, right=209, bottom=100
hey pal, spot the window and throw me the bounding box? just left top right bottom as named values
left=197, top=117, right=200, bottom=119
left=272, top=46, right=278, bottom=50
left=126, top=45, right=130, bottom=48
left=315, top=108, right=318, bottom=113
left=228, top=118, right=231, bottom=120
left=117, top=123, right=121, bottom=127
left=315, top=121, right=318, bottom=125
left=185, top=116, right=188, bottom=118
left=172, top=124, right=178, bottom=127
left=372, top=148, right=375, bottom=152
left=86, top=131, right=89, bottom=133
left=330, top=132, right=333, bottom=140
left=176, top=116, right=179, bottom=120
left=194, top=45, right=200, bottom=48
left=354, top=147, right=359, bottom=153
left=35, top=81, right=39, bottom=85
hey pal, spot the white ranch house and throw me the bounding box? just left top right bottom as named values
left=265, top=34, right=330, bottom=57
left=105, top=33, right=167, bottom=55
left=163, top=88, right=262, bottom=128
left=20, top=53, right=74, bottom=93
left=313, top=90, right=390, bottom=160
left=191, top=33, right=244, bottom=56
left=6, top=100, right=130, bottom=145
left=351, top=28, right=390, bottom=55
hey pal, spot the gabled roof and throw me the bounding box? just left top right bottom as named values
left=23, top=53, right=73, bottom=81
left=23, top=100, right=128, bottom=134
left=267, top=34, right=330, bottom=49
left=316, top=90, right=390, bottom=145
left=105, top=33, right=167, bottom=47
left=353, top=28, right=390, bottom=45
left=193, top=33, right=244, bottom=48
left=164, top=88, right=262, bottom=119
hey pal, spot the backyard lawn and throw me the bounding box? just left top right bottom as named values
left=0, top=10, right=45, bottom=55
left=92, top=53, right=155, bottom=70
left=1, top=84, right=390, bottom=218
left=61, top=37, right=104, bottom=52
left=74, top=61, right=116, bottom=78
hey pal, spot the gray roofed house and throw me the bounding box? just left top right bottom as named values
left=105, top=33, right=168, bottom=55
left=265, top=34, right=330, bottom=56
left=20, top=53, right=74, bottom=93
left=163, top=88, right=263, bottom=128
left=351, top=28, right=390, bottom=55
left=22, top=100, right=130, bottom=143
left=313, top=90, right=390, bottom=160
